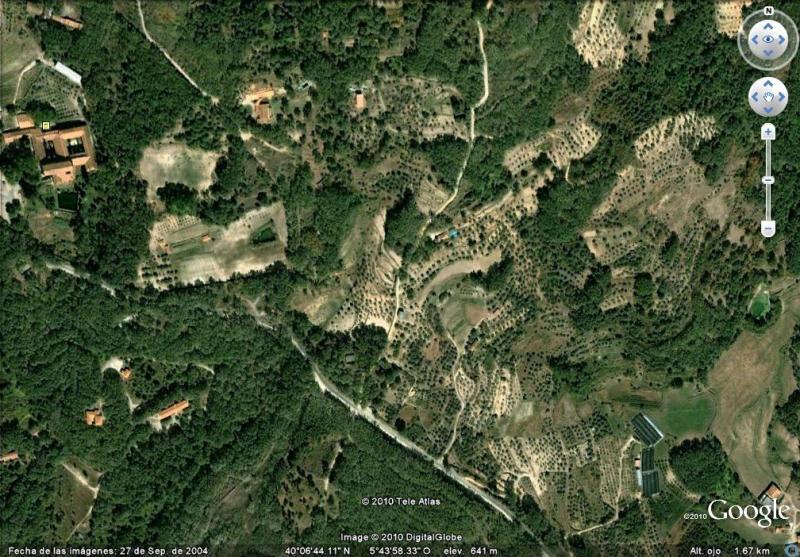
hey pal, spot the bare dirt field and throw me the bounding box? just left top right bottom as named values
left=572, top=1, right=673, bottom=70
left=138, top=141, right=221, bottom=209
left=0, top=170, right=23, bottom=222
left=715, top=1, right=753, bottom=37
left=100, top=356, right=124, bottom=373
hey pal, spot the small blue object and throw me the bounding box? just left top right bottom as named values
left=449, top=228, right=459, bottom=239
left=785, top=543, right=798, bottom=557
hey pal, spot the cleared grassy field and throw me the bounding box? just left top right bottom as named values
left=242, top=134, right=298, bottom=179
left=595, top=377, right=661, bottom=407
left=141, top=204, right=287, bottom=289
left=28, top=207, right=75, bottom=245
left=717, top=513, right=793, bottom=545
left=140, top=1, right=187, bottom=52
left=0, top=22, right=40, bottom=106
left=511, top=314, right=573, bottom=354
left=768, top=423, right=799, bottom=467
left=649, top=384, right=715, bottom=440
left=55, top=460, right=100, bottom=542
left=494, top=400, right=545, bottom=437
left=749, top=284, right=770, bottom=318
left=709, top=283, right=800, bottom=496
left=290, top=286, right=346, bottom=327
left=439, top=291, right=488, bottom=348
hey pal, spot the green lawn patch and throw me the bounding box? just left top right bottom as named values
left=651, top=385, right=715, bottom=439
left=749, top=284, right=771, bottom=319
left=252, top=224, right=277, bottom=244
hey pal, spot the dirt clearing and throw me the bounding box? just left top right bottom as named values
left=138, top=141, right=221, bottom=209
left=139, top=203, right=287, bottom=289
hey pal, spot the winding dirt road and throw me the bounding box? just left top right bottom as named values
left=13, top=60, right=38, bottom=103
left=436, top=19, right=491, bottom=216
left=573, top=436, right=635, bottom=536
left=137, top=0, right=218, bottom=103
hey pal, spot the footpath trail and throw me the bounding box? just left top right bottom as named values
left=13, top=60, right=38, bottom=103
left=441, top=330, right=465, bottom=458
left=61, top=462, right=99, bottom=496
left=386, top=274, right=402, bottom=340
left=473, top=20, right=491, bottom=127
left=239, top=130, right=292, bottom=154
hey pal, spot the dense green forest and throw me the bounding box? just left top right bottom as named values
left=0, top=140, right=40, bottom=196
left=0, top=214, right=533, bottom=548
left=0, top=1, right=548, bottom=548
left=669, top=438, right=746, bottom=501
left=416, top=136, right=468, bottom=187
left=156, top=182, right=198, bottom=215
left=4, top=0, right=800, bottom=552
left=384, top=189, right=426, bottom=256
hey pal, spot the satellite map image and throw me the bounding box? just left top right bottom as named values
left=4, top=0, right=800, bottom=555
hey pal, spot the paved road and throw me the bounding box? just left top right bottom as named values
left=290, top=334, right=554, bottom=555
left=291, top=336, right=514, bottom=518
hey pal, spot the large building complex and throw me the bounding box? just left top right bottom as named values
left=2, top=115, right=97, bottom=185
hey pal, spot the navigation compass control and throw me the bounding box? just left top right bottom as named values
left=739, top=6, right=799, bottom=70
left=749, top=19, right=789, bottom=60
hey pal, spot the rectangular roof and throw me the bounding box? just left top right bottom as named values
left=642, top=470, right=660, bottom=497
left=760, top=481, right=784, bottom=502
left=641, top=446, right=656, bottom=472
left=53, top=62, right=82, bottom=86
left=631, top=413, right=664, bottom=446
left=51, top=15, right=83, bottom=30
left=157, top=399, right=189, bottom=420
